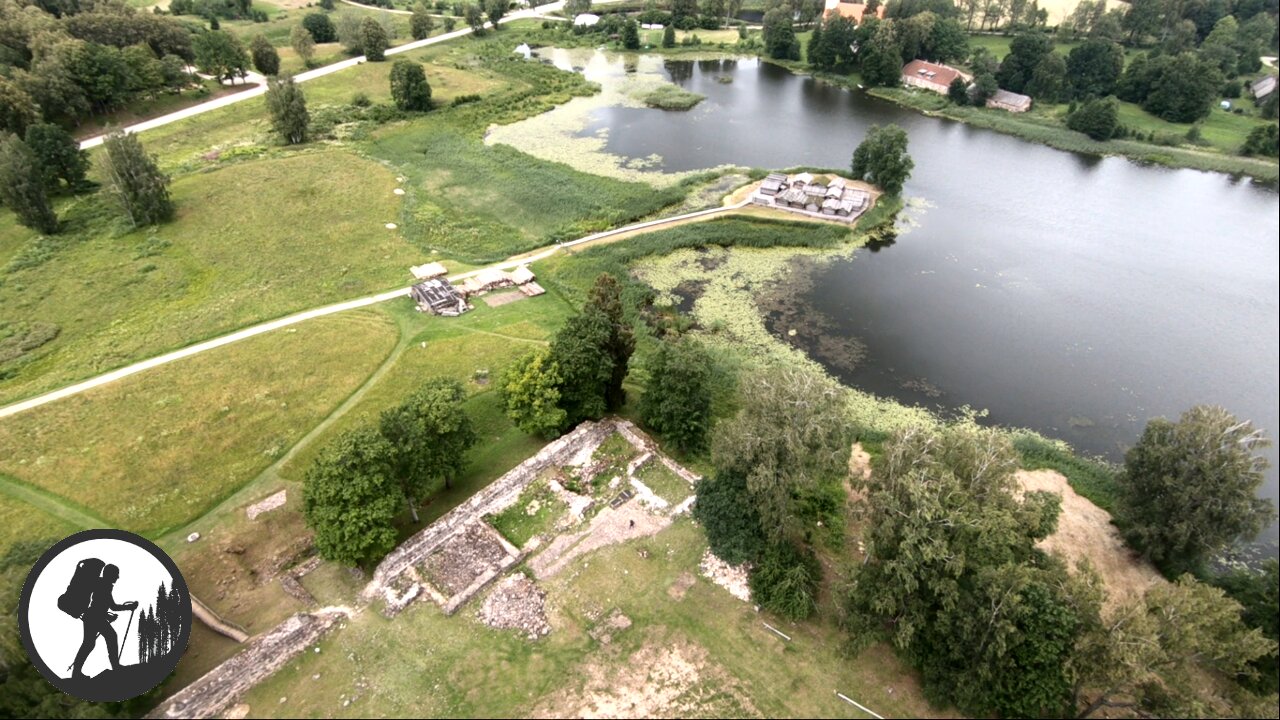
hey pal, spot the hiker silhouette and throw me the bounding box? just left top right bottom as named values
left=62, top=561, right=138, bottom=679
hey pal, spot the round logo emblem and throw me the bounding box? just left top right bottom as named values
left=18, top=529, right=192, bottom=703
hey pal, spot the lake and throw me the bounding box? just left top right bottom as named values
left=556, top=53, right=1280, bottom=550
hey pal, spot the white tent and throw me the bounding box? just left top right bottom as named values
left=573, top=13, right=600, bottom=26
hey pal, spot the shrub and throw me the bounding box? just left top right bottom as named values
left=1065, top=96, right=1119, bottom=140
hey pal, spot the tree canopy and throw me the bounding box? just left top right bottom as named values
left=638, top=337, right=714, bottom=454
left=1118, top=405, right=1276, bottom=577
left=379, top=378, right=476, bottom=522
left=851, top=123, right=913, bottom=195
left=390, top=59, right=432, bottom=111
left=99, top=129, right=173, bottom=227
left=264, top=74, right=309, bottom=145
left=302, top=426, right=402, bottom=566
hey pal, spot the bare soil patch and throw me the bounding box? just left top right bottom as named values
left=530, top=501, right=671, bottom=579
left=667, top=571, right=696, bottom=600
left=1016, top=469, right=1164, bottom=610
left=482, top=290, right=529, bottom=308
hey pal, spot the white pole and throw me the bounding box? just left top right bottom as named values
left=835, top=691, right=885, bottom=719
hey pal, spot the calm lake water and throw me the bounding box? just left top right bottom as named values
left=570, top=55, right=1280, bottom=550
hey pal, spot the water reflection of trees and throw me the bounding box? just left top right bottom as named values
left=665, top=60, right=693, bottom=84
left=865, top=232, right=897, bottom=252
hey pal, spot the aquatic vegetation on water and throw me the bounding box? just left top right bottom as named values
left=484, top=48, right=734, bottom=188
left=632, top=219, right=937, bottom=434
left=636, top=85, right=706, bottom=110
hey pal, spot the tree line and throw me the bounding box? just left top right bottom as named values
left=136, top=581, right=183, bottom=665
left=0, top=0, right=200, bottom=133
left=0, top=126, right=170, bottom=234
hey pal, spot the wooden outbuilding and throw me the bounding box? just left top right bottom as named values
left=987, top=89, right=1032, bottom=113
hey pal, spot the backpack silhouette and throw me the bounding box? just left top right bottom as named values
left=57, top=558, right=105, bottom=619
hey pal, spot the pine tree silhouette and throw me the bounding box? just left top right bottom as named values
left=133, top=581, right=183, bottom=665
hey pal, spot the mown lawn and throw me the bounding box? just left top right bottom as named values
left=0, top=151, right=419, bottom=404
left=0, top=309, right=398, bottom=535
left=239, top=521, right=952, bottom=718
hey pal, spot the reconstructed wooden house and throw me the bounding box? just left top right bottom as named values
left=411, top=278, right=469, bottom=316
left=760, top=173, right=788, bottom=196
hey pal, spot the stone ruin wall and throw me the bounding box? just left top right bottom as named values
left=145, top=418, right=622, bottom=720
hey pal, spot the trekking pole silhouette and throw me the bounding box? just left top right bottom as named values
left=121, top=607, right=137, bottom=657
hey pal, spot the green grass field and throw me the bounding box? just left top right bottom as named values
left=0, top=309, right=398, bottom=535
left=0, top=151, right=419, bottom=404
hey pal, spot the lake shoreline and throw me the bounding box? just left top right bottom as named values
left=758, top=57, right=1280, bottom=185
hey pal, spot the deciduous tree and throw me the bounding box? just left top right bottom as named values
left=622, top=18, right=640, bottom=49
left=500, top=348, right=568, bottom=437
left=249, top=33, right=280, bottom=75
left=99, top=129, right=173, bottom=227
left=360, top=16, right=388, bottom=60
left=762, top=7, right=798, bottom=60
left=301, top=12, right=337, bottom=44
left=410, top=2, right=436, bottom=40
left=638, top=338, right=713, bottom=454
left=548, top=305, right=615, bottom=426
left=379, top=378, right=476, bottom=521
left=995, top=30, right=1052, bottom=93
left=1065, top=96, right=1118, bottom=139
left=302, top=427, right=401, bottom=566
left=290, top=23, right=317, bottom=67
left=1025, top=51, right=1067, bottom=102
left=193, top=30, right=248, bottom=83
left=264, top=74, right=308, bottom=145
left=586, top=273, right=633, bottom=411
left=389, top=59, right=432, bottom=111
left=23, top=123, right=88, bottom=192
left=1065, top=37, right=1123, bottom=98
left=1119, top=405, right=1276, bottom=577
left=0, top=134, right=59, bottom=234
left=859, top=19, right=903, bottom=86
left=711, top=365, right=849, bottom=543
left=850, top=123, right=913, bottom=195
left=485, top=0, right=506, bottom=28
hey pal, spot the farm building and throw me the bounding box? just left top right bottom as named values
left=987, top=89, right=1032, bottom=113
left=902, top=60, right=969, bottom=95
left=791, top=172, right=814, bottom=188
left=821, top=188, right=870, bottom=217
left=776, top=187, right=809, bottom=208
left=411, top=279, right=469, bottom=316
